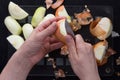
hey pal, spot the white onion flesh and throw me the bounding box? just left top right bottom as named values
left=8, top=1, right=29, bottom=20
left=7, top=35, right=24, bottom=49
left=4, top=16, right=22, bottom=35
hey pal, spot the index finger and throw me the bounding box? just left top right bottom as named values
left=36, top=17, right=65, bottom=31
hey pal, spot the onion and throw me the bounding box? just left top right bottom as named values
left=93, top=40, right=108, bottom=65
left=51, top=0, right=64, bottom=9
left=22, top=23, right=34, bottom=39
left=7, top=35, right=24, bottom=49
left=90, top=17, right=113, bottom=40
left=55, top=5, right=71, bottom=23
left=8, top=1, right=28, bottom=20
left=45, top=0, right=53, bottom=9
left=4, top=16, right=22, bottom=35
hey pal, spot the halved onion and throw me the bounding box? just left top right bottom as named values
left=31, top=7, right=46, bottom=27
left=60, top=45, right=69, bottom=55
left=7, top=35, right=24, bottom=49
left=8, top=1, right=29, bottom=20
left=93, top=40, right=108, bottom=65
left=22, top=23, right=34, bottom=40
left=55, top=5, right=71, bottom=23
left=4, top=16, right=22, bottom=35
left=90, top=17, right=113, bottom=40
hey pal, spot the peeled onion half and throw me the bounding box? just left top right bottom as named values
left=22, top=23, right=34, bottom=40
left=55, top=5, right=71, bottom=23
left=45, top=0, right=53, bottom=9
left=54, top=19, right=74, bottom=44
left=7, top=35, right=24, bottom=49
left=8, top=1, right=28, bottom=20
left=90, top=17, right=113, bottom=40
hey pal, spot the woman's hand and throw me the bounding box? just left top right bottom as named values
left=0, top=17, right=64, bottom=80
left=66, top=35, right=100, bottom=80
left=19, top=17, right=64, bottom=65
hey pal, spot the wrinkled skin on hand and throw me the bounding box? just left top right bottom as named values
left=19, top=17, right=64, bottom=65
left=66, top=35, right=100, bottom=80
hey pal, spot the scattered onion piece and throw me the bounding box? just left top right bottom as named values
left=60, top=45, right=69, bottom=55
left=51, top=0, right=64, bottom=9
left=48, top=58, right=56, bottom=69
left=45, top=0, right=53, bottom=9
left=74, top=11, right=93, bottom=25
left=106, top=47, right=117, bottom=56
left=54, top=69, right=65, bottom=78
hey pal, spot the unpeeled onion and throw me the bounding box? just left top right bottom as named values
left=93, top=40, right=108, bottom=65
left=90, top=17, right=113, bottom=40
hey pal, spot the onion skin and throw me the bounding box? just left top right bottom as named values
left=22, top=23, right=33, bottom=40
left=7, top=35, right=24, bottom=50
left=75, top=11, right=93, bottom=25
left=55, top=19, right=66, bottom=44
left=93, top=40, right=108, bottom=66
left=51, top=0, right=64, bottom=9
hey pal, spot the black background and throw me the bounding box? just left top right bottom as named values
left=0, top=0, right=120, bottom=80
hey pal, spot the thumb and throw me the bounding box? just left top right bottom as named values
left=39, top=22, right=57, bottom=39
left=65, top=35, right=77, bottom=57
